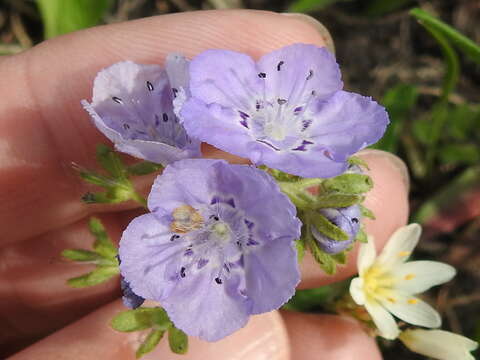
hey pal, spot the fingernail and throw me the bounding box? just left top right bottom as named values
left=142, top=311, right=290, bottom=360
left=358, top=149, right=410, bottom=193
left=280, top=13, right=335, bottom=54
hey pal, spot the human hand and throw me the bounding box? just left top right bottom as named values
left=0, top=10, right=409, bottom=360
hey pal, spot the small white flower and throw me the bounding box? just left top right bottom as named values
left=349, top=224, right=456, bottom=339
left=399, top=329, right=478, bottom=360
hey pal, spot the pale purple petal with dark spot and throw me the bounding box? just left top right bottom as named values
left=120, top=277, right=145, bottom=309
left=82, top=61, right=200, bottom=165
left=312, top=205, right=361, bottom=254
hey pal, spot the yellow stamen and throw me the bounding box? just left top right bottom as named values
left=398, top=251, right=411, bottom=257
left=171, top=205, right=204, bottom=233
left=387, top=297, right=396, bottom=304
left=404, top=274, right=415, bottom=280
left=408, top=298, right=418, bottom=305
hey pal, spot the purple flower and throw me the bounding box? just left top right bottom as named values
left=312, top=205, right=361, bottom=254
left=82, top=55, right=200, bottom=165
left=178, top=44, right=389, bottom=178
left=119, top=159, right=301, bottom=341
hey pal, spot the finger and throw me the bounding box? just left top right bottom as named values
left=0, top=10, right=327, bottom=246
left=281, top=310, right=382, bottom=360
left=299, top=150, right=410, bottom=288
left=9, top=300, right=290, bottom=360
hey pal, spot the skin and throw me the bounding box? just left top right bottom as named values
left=0, top=10, right=409, bottom=359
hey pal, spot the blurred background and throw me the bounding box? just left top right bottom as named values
left=0, top=0, right=479, bottom=358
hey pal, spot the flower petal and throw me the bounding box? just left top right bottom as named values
left=377, top=223, right=422, bottom=267
left=364, top=299, right=400, bottom=340
left=381, top=293, right=441, bottom=328
left=244, top=236, right=300, bottom=314
left=162, top=268, right=251, bottom=342
left=350, top=277, right=366, bottom=305
left=119, top=213, right=182, bottom=301
left=394, top=260, right=456, bottom=294
left=188, top=49, right=262, bottom=111
left=399, top=329, right=478, bottom=360
left=257, top=43, right=342, bottom=104
left=307, top=91, right=389, bottom=162
left=357, top=235, right=377, bottom=276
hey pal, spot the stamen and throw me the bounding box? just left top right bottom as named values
left=277, top=61, right=284, bottom=71
left=408, top=298, right=418, bottom=304
left=257, top=139, right=280, bottom=151
left=197, top=259, right=209, bottom=269
left=112, top=96, right=123, bottom=104
left=146, top=81, right=154, bottom=91
left=123, top=123, right=130, bottom=130
left=277, top=98, right=287, bottom=105
left=404, top=274, right=415, bottom=280
left=258, top=72, right=266, bottom=78
left=170, top=234, right=180, bottom=241
left=209, top=215, right=220, bottom=221
left=180, top=267, right=186, bottom=278
left=306, top=70, right=314, bottom=80
left=215, top=277, right=223, bottom=284
left=162, top=113, right=168, bottom=122
left=172, top=88, right=178, bottom=97
left=352, top=218, right=359, bottom=223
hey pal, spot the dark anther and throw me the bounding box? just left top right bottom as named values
left=123, top=123, right=130, bottom=130
left=311, top=90, right=316, bottom=96
left=236, top=241, right=242, bottom=247
left=277, top=61, right=284, bottom=71
left=170, top=234, right=180, bottom=241
left=162, top=113, right=168, bottom=122
left=146, top=81, right=154, bottom=91
left=277, top=98, right=287, bottom=105
left=112, top=96, right=123, bottom=104
left=210, top=215, right=220, bottom=221
left=306, top=70, right=314, bottom=80
left=215, top=277, right=223, bottom=284
left=172, top=88, right=178, bottom=97
left=180, top=267, right=186, bottom=278
left=258, top=72, right=266, bottom=78
left=352, top=218, right=359, bottom=224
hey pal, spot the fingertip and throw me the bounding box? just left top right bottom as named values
left=281, top=311, right=382, bottom=360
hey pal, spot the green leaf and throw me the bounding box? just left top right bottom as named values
left=359, top=205, right=376, bottom=220
left=62, top=249, right=100, bottom=262
left=331, top=251, right=347, bottom=264
left=168, top=326, right=188, bottom=354
left=364, top=0, right=414, bottom=17
left=348, top=156, right=370, bottom=170
left=307, top=236, right=337, bottom=275
left=410, top=8, right=480, bottom=65
left=89, top=217, right=117, bottom=259
left=439, top=144, right=480, bottom=165
left=314, top=194, right=363, bottom=209
left=36, top=0, right=112, bottom=39
left=295, top=237, right=306, bottom=262
left=78, top=170, right=112, bottom=187
left=136, top=329, right=165, bottom=358
left=67, top=266, right=119, bottom=288
left=372, top=83, right=418, bottom=153
left=150, top=307, right=172, bottom=331
left=96, top=144, right=127, bottom=180
left=128, top=161, right=163, bottom=176
left=322, top=174, right=373, bottom=194
left=288, top=0, right=345, bottom=13
left=446, top=104, right=480, bottom=141
left=310, top=212, right=349, bottom=241
left=283, top=286, right=334, bottom=311
left=356, top=228, right=368, bottom=243
left=111, top=308, right=166, bottom=332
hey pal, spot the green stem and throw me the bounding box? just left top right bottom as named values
left=130, top=191, right=148, bottom=209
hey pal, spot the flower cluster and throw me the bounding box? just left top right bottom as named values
left=81, top=43, right=391, bottom=343
left=349, top=224, right=478, bottom=359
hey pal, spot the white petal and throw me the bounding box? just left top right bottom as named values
left=381, top=293, right=441, bottom=328
left=399, top=329, right=478, bottom=360
left=357, top=235, right=377, bottom=276
left=377, top=224, right=421, bottom=267
left=350, top=277, right=366, bottom=305
left=364, top=300, right=399, bottom=340
left=394, top=261, right=456, bottom=294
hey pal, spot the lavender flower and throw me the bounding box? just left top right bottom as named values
left=82, top=55, right=200, bottom=165
left=312, top=205, right=361, bottom=254
left=119, top=159, right=301, bottom=341
left=178, top=44, right=389, bottom=178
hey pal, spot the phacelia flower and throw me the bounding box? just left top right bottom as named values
left=312, top=205, right=361, bottom=254
left=82, top=56, right=200, bottom=165
left=119, top=159, right=301, bottom=341
left=349, top=224, right=456, bottom=340
left=178, top=43, right=389, bottom=178
left=120, top=276, right=144, bottom=309
left=399, top=329, right=478, bottom=360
